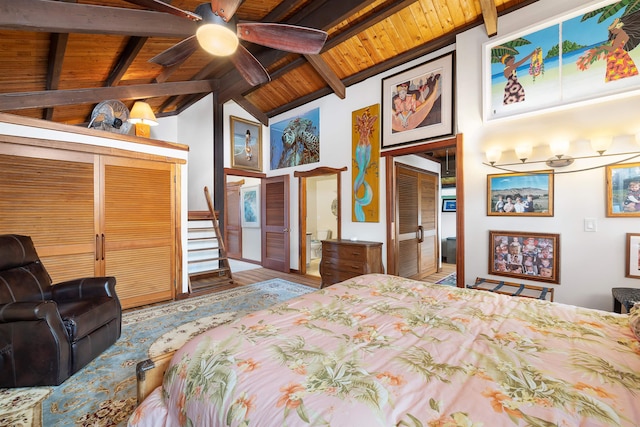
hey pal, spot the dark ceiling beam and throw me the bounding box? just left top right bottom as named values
left=231, top=95, right=269, bottom=126
left=0, top=0, right=196, bottom=37
left=304, top=54, right=345, bottom=99
left=479, top=0, right=498, bottom=37
left=106, top=37, right=148, bottom=87
left=0, top=80, right=218, bottom=111
left=44, top=32, right=69, bottom=121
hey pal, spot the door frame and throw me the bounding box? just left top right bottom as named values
left=382, top=134, right=464, bottom=287
left=294, top=166, right=347, bottom=275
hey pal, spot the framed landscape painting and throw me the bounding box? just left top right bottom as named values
left=489, top=230, right=560, bottom=284
left=487, top=171, right=553, bottom=216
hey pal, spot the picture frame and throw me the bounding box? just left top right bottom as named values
left=240, top=185, right=260, bottom=228
left=626, top=233, right=640, bottom=279
left=381, top=52, right=454, bottom=149
left=483, top=0, right=640, bottom=122
left=489, top=230, right=560, bottom=284
left=442, top=199, right=456, bottom=212
left=606, top=162, right=640, bottom=217
left=270, top=108, right=320, bottom=170
left=487, top=171, right=554, bottom=216
left=230, top=116, right=262, bottom=172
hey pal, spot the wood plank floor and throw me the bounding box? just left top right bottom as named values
left=183, top=263, right=457, bottom=299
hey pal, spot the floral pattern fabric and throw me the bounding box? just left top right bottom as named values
left=130, top=274, right=640, bottom=427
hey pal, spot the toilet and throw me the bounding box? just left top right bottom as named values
left=310, top=230, right=331, bottom=259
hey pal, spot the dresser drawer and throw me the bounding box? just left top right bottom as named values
left=319, top=268, right=358, bottom=285
left=322, top=243, right=368, bottom=262
left=321, top=257, right=366, bottom=274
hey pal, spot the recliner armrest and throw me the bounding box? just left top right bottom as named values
left=0, top=300, right=61, bottom=322
left=51, top=276, right=117, bottom=302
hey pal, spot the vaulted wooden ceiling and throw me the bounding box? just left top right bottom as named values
left=0, top=0, right=536, bottom=127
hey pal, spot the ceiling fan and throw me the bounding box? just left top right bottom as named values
left=123, top=0, right=328, bottom=86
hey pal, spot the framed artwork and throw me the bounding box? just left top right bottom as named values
left=626, top=233, right=640, bottom=278
left=352, top=104, right=380, bottom=222
left=230, top=116, right=262, bottom=172
left=270, top=108, right=320, bottom=170
left=606, top=162, right=640, bottom=217
left=487, top=171, right=554, bottom=216
left=381, top=52, right=454, bottom=149
left=442, top=199, right=456, bottom=212
left=483, top=0, right=640, bottom=122
left=489, top=230, right=560, bottom=284
left=240, top=185, right=260, bottom=228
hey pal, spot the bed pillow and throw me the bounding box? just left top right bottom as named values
left=630, top=302, right=640, bottom=341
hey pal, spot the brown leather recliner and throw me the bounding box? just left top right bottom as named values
left=0, top=234, right=121, bottom=387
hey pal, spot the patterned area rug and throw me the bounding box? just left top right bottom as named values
left=0, top=279, right=314, bottom=427
left=436, top=272, right=457, bottom=286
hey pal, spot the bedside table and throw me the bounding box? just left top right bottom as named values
left=612, top=287, right=640, bottom=313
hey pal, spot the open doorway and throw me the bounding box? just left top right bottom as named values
left=295, top=166, right=347, bottom=276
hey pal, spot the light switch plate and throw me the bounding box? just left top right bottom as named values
left=584, top=218, right=597, bottom=232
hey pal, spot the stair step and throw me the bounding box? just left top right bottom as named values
left=188, top=256, right=227, bottom=264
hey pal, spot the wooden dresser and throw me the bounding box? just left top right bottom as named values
left=320, top=239, right=384, bottom=287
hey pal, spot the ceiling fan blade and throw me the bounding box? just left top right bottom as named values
left=122, top=0, right=201, bottom=21
left=149, top=35, right=199, bottom=67
left=211, top=0, right=243, bottom=22
left=230, top=45, right=270, bottom=86
left=237, top=22, right=328, bottom=54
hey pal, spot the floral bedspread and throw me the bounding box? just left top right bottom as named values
left=129, top=273, right=640, bottom=427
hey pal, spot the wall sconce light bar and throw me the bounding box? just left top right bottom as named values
left=484, top=150, right=640, bottom=174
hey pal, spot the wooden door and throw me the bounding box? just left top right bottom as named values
left=261, top=175, right=290, bottom=272
left=0, top=146, right=98, bottom=282
left=225, top=181, right=243, bottom=259
left=396, top=164, right=438, bottom=280
left=101, top=157, right=175, bottom=309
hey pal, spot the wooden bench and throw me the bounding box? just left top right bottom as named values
left=468, top=277, right=554, bottom=302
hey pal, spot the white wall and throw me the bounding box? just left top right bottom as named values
left=458, top=0, right=640, bottom=310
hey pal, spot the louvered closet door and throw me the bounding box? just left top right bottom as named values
left=0, top=147, right=98, bottom=282
left=396, top=164, right=439, bottom=280
left=101, top=157, right=175, bottom=309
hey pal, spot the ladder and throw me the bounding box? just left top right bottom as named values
left=187, top=186, right=233, bottom=292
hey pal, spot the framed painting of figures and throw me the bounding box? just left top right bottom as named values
left=381, top=52, right=454, bottom=149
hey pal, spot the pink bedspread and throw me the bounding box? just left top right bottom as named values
left=129, top=274, right=640, bottom=426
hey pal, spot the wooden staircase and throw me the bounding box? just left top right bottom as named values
left=187, top=187, right=233, bottom=292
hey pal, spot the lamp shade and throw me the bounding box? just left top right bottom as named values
left=128, top=102, right=158, bottom=126
left=590, top=137, right=612, bottom=154
left=549, top=140, right=569, bottom=158
left=486, top=148, right=502, bottom=165
left=515, top=144, right=532, bottom=162
left=194, top=3, right=239, bottom=57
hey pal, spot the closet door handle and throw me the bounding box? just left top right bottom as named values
left=417, top=225, right=424, bottom=243
left=96, top=234, right=100, bottom=261
left=101, top=234, right=105, bottom=261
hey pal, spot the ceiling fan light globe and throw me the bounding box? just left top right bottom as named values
left=197, top=24, right=239, bottom=56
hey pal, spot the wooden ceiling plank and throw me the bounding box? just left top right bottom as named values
left=0, top=80, right=218, bottom=110
left=479, top=0, right=498, bottom=37
left=0, top=0, right=196, bottom=38
left=303, top=54, right=346, bottom=99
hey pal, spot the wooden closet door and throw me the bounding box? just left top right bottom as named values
left=395, top=164, right=438, bottom=280
left=224, top=181, right=243, bottom=259
left=101, top=157, right=175, bottom=309
left=0, top=147, right=98, bottom=282
left=262, top=175, right=290, bottom=272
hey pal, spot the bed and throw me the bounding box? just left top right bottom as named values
left=129, top=273, right=640, bottom=426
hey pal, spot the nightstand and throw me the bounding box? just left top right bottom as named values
left=612, top=287, right=640, bottom=313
